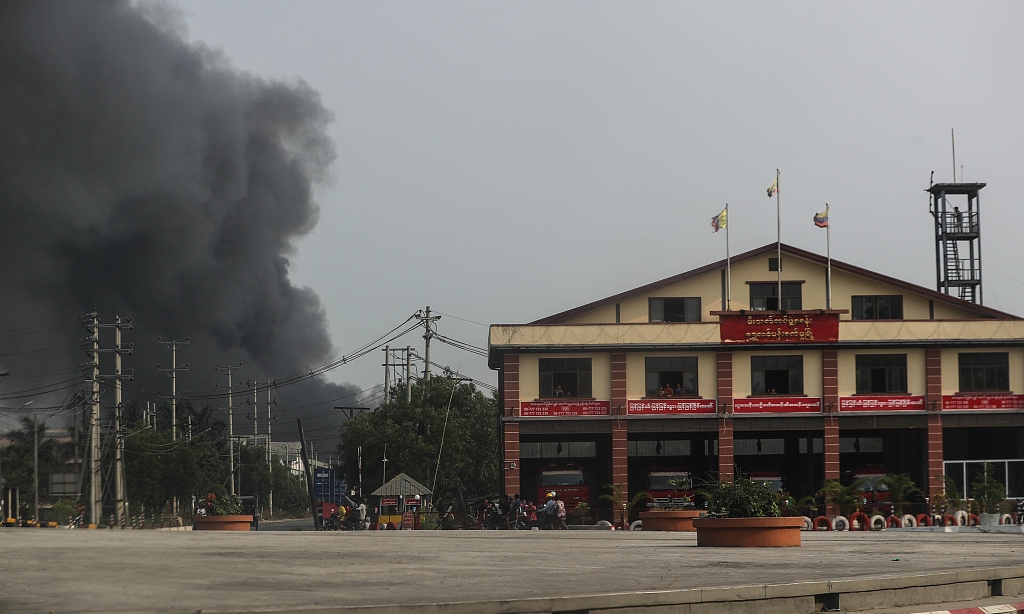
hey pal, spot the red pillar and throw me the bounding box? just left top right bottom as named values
left=610, top=353, right=628, bottom=525
left=717, top=351, right=734, bottom=481
left=926, top=347, right=944, bottom=499
left=822, top=350, right=840, bottom=483
left=502, top=354, right=520, bottom=497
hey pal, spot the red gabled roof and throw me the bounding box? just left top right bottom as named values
left=531, top=242, right=1019, bottom=324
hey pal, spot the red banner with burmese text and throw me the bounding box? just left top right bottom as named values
left=718, top=312, right=839, bottom=344
left=839, top=396, right=926, bottom=412
left=627, top=399, right=717, bottom=415
left=942, top=395, right=1024, bottom=410
left=520, top=400, right=611, bottom=417
left=733, top=397, right=822, bottom=413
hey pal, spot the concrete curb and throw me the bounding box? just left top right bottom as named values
left=185, top=565, right=1024, bottom=614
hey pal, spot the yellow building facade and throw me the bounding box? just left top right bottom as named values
left=489, top=243, right=1024, bottom=521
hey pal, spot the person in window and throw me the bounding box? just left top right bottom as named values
left=663, top=384, right=674, bottom=397
left=673, top=383, right=684, bottom=396
left=554, top=385, right=564, bottom=397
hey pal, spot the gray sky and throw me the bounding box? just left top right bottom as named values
left=175, top=0, right=1024, bottom=391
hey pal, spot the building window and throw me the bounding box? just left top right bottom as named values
left=751, top=355, right=803, bottom=395
left=627, top=440, right=691, bottom=457
left=851, top=295, right=904, bottom=320
left=649, top=297, right=701, bottom=322
left=521, top=441, right=597, bottom=458
left=539, top=358, right=592, bottom=398
left=749, top=283, right=802, bottom=310
left=645, top=357, right=698, bottom=397
left=855, top=354, right=908, bottom=394
left=959, top=353, right=1009, bottom=392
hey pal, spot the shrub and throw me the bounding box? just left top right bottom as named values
left=697, top=479, right=780, bottom=518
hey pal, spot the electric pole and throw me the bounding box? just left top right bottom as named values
left=79, top=312, right=102, bottom=526
left=383, top=345, right=391, bottom=404
left=267, top=384, right=274, bottom=518
left=215, top=364, right=242, bottom=496
left=32, top=413, right=38, bottom=523
left=111, top=316, right=133, bottom=528
left=415, top=307, right=440, bottom=381
left=406, top=346, right=412, bottom=402
left=158, top=338, right=189, bottom=441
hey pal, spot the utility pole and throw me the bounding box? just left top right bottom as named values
left=79, top=312, right=102, bottom=526
left=383, top=346, right=391, bottom=404
left=267, top=384, right=273, bottom=518
left=112, top=316, right=133, bottom=528
left=158, top=338, right=189, bottom=441
left=406, top=346, right=412, bottom=403
left=357, top=445, right=363, bottom=499
left=32, top=413, right=38, bottom=523
left=215, top=364, right=242, bottom=496
left=415, top=307, right=440, bottom=382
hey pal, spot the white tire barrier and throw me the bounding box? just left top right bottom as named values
left=955, top=510, right=969, bottom=526
left=1000, top=514, right=1013, bottom=525
left=801, top=516, right=813, bottom=531
left=869, top=514, right=886, bottom=530
left=833, top=515, right=850, bottom=531
left=902, top=514, right=917, bottom=528
left=629, top=520, right=643, bottom=531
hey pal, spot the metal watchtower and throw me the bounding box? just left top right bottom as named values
left=928, top=181, right=985, bottom=304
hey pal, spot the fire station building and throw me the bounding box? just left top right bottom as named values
left=488, top=242, right=1024, bottom=515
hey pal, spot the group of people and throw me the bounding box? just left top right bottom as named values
left=658, top=383, right=686, bottom=397
left=480, top=492, right=568, bottom=530
left=325, top=495, right=368, bottom=531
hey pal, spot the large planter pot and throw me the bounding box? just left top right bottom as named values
left=979, top=512, right=1001, bottom=527
left=193, top=515, right=253, bottom=531
left=639, top=510, right=702, bottom=532
left=692, top=517, right=803, bottom=547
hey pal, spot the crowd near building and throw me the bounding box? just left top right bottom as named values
left=489, top=186, right=1023, bottom=521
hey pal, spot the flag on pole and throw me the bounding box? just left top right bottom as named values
left=814, top=209, right=829, bottom=228
left=766, top=176, right=778, bottom=198
left=711, top=207, right=727, bottom=232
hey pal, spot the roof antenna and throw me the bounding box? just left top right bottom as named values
left=951, top=128, right=956, bottom=183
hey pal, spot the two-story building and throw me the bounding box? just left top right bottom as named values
left=488, top=242, right=1024, bottom=519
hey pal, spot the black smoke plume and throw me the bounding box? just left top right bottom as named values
left=0, top=1, right=362, bottom=448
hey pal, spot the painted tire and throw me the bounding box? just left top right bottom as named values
left=969, top=514, right=980, bottom=526
left=629, top=520, right=643, bottom=531
left=881, top=515, right=897, bottom=529
left=849, top=511, right=869, bottom=531
left=942, top=514, right=957, bottom=526
left=955, top=510, right=968, bottom=526
left=1000, top=514, right=1012, bottom=525
left=916, top=514, right=932, bottom=527
left=833, top=516, right=850, bottom=531
left=902, top=514, right=917, bottom=528
left=813, top=516, right=833, bottom=531
left=800, top=516, right=813, bottom=531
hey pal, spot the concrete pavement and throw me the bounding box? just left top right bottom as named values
left=1, top=528, right=1024, bottom=613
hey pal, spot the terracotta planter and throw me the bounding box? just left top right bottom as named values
left=192, top=515, right=253, bottom=531
left=692, top=517, right=803, bottom=547
left=639, top=510, right=701, bottom=532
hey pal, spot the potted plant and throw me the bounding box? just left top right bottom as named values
left=193, top=485, right=253, bottom=531
left=599, top=484, right=653, bottom=529
left=971, top=464, right=1006, bottom=526
left=876, top=473, right=923, bottom=519
left=691, top=478, right=803, bottom=547
left=817, top=479, right=866, bottom=518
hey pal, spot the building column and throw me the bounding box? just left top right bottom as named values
left=502, top=354, right=520, bottom=497
left=610, top=352, right=628, bottom=525
left=717, top=351, right=734, bottom=481
left=822, top=349, right=840, bottom=483
left=925, top=347, right=944, bottom=499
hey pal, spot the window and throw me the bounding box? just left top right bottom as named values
left=539, top=358, right=592, bottom=398
left=749, top=283, right=802, bottom=310
left=751, top=355, right=803, bottom=395
left=649, top=297, right=701, bottom=322
left=735, top=438, right=786, bottom=455
left=851, top=295, right=903, bottom=320
left=959, top=353, right=1009, bottom=392
left=627, top=440, right=691, bottom=457
left=521, top=441, right=596, bottom=459
left=855, top=354, right=908, bottom=394
left=645, top=357, right=698, bottom=397
left=768, top=257, right=781, bottom=272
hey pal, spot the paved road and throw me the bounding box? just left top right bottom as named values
left=259, top=517, right=317, bottom=531
left=1, top=529, right=1023, bottom=613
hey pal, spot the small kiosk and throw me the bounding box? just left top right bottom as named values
left=371, top=473, right=432, bottom=529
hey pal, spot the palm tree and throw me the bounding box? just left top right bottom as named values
left=876, top=473, right=922, bottom=517
left=600, top=483, right=649, bottom=526
left=817, top=479, right=867, bottom=517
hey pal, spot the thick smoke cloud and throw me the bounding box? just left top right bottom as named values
left=0, top=1, right=361, bottom=446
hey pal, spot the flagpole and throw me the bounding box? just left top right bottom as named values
left=776, top=168, right=781, bottom=311
left=725, top=203, right=731, bottom=310
left=826, top=202, right=831, bottom=310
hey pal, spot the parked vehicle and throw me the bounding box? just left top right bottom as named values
left=645, top=470, right=694, bottom=508
left=536, top=465, right=588, bottom=511
left=849, top=468, right=891, bottom=512
left=748, top=471, right=785, bottom=494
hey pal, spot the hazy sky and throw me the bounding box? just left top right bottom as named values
left=174, top=1, right=1024, bottom=391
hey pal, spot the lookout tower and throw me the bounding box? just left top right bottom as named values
left=928, top=181, right=985, bottom=304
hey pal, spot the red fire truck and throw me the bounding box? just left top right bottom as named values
left=644, top=470, right=694, bottom=508
left=536, top=465, right=589, bottom=510
left=850, top=468, right=891, bottom=512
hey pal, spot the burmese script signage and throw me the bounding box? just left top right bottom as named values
left=627, top=399, right=717, bottom=415
left=839, top=396, right=926, bottom=412
left=942, top=395, right=1024, bottom=410
left=380, top=497, right=398, bottom=506
left=733, top=397, right=822, bottom=414
left=718, top=312, right=840, bottom=344
left=520, top=400, right=611, bottom=417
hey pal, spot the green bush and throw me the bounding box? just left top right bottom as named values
left=697, top=479, right=780, bottom=518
